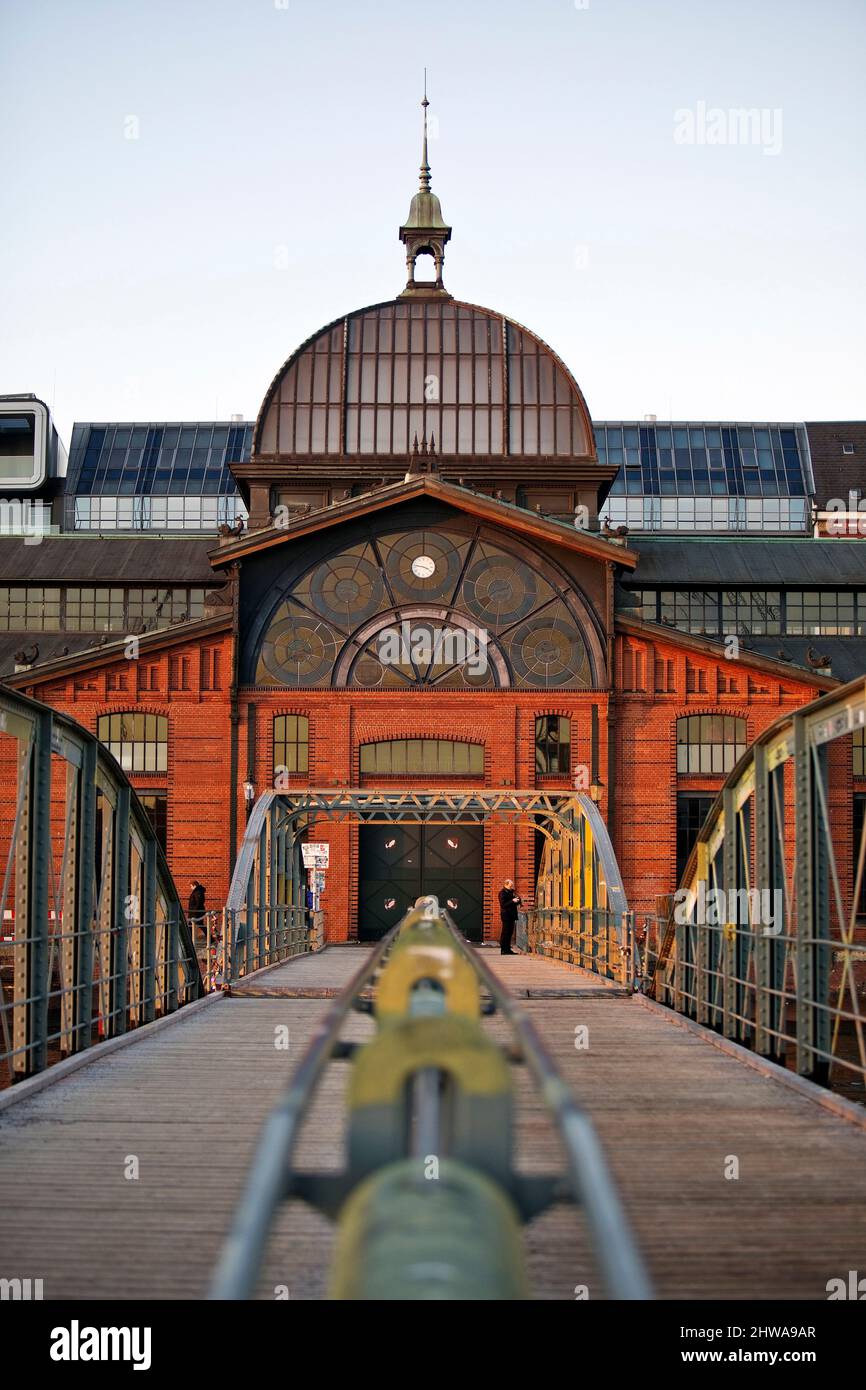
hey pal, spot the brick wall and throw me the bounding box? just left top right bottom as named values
left=12, top=622, right=857, bottom=940
left=16, top=634, right=235, bottom=912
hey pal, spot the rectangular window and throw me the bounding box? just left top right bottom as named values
left=676, top=793, right=716, bottom=881
left=535, top=716, right=571, bottom=775
left=635, top=588, right=866, bottom=637
left=138, top=791, right=168, bottom=853
left=97, top=712, right=167, bottom=775
left=676, top=715, right=746, bottom=776
left=274, top=714, right=310, bottom=777
left=358, top=740, right=483, bottom=776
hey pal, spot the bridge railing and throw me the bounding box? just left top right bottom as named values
left=211, top=894, right=652, bottom=1301
left=222, top=903, right=315, bottom=984
left=645, top=674, right=866, bottom=1099
left=0, top=685, right=201, bottom=1084
left=523, top=906, right=635, bottom=985
left=221, top=791, right=317, bottom=985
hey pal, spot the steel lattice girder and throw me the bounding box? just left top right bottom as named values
left=0, top=683, right=201, bottom=1078
left=653, top=673, right=866, bottom=1084
left=225, top=787, right=629, bottom=972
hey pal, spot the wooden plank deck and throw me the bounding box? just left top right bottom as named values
left=1, top=945, right=864, bottom=1300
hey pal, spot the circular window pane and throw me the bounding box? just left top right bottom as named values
left=380, top=530, right=466, bottom=601
left=506, top=605, right=591, bottom=689
left=461, top=553, right=539, bottom=628
left=256, top=608, right=339, bottom=686
left=307, top=550, right=384, bottom=627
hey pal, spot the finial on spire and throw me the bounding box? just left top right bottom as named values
left=419, top=70, right=431, bottom=192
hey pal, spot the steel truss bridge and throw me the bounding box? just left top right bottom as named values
left=224, top=785, right=630, bottom=983
left=0, top=686, right=200, bottom=1082
left=1, top=678, right=865, bottom=1301
left=645, top=673, right=866, bottom=1092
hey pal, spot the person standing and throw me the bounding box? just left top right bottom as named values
left=497, top=879, right=521, bottom=955
left=188, top=879, right=206, bottom=929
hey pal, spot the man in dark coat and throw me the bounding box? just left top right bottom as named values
left=497, top=879, right=521, bottom=955
left=188, top=880, right=206, bottom=927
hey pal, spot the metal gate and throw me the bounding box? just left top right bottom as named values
left=358, top=823, right=484, bottom=941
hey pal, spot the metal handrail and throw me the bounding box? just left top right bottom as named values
left=643, top=673, right=866, bottom=1097
left=527, top=906, right=635, bottom=985
left=209, top=927, right=397, bottom=1299
left=0, top=683, right=200, bottom=1083
left=210, top=902, right=652, bottom=1300
left=440, top=912, right=651, bottom=1300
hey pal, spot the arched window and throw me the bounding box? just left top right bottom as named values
left=273, top=715, right=309, bottom=776
left=255, top=527, right=595, bottom=691
left=676, top=715, right=746, bottom=776
left=359, top=739, right=483, bottom=775
left=97, top=713, right=167, bottom=774
left=535, top=716, right=571, bottom=774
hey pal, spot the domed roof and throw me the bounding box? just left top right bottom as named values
left=402, top=188, right=449, bottom=231
left=253, top=298, right=595, bottom=462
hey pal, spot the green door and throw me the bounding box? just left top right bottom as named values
left=358, top=824, right=484, bottom=941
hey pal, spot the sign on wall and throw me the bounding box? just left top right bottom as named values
left=301, top=842, right=330, bottom=869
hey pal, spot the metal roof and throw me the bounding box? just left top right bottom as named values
left=627, top=538, right=866, bottom=587
left=744, top=637, right=866, bottom=685
left=0, top=535, right=216, bottom=584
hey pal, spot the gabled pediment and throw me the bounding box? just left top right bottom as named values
left=210, top=475, right=637, bottom=573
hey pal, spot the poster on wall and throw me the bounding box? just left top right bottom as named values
left=301, top=842, right=330, bottom=869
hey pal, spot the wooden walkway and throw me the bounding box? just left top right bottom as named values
left=1, top=945, right=865, bottom=1300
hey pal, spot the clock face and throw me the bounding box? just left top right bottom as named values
left=411, top=554, right=436, bottom=579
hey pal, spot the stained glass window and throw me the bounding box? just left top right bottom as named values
left=254, top=526, right=594, bottom=690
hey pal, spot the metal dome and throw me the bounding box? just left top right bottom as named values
left=253, top=298, right=595, bottom=462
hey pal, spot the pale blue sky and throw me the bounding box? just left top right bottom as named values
left=1, top=0, right=864, bottom=445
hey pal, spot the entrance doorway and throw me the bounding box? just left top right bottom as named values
left=358, top=823, right=484, bottom=941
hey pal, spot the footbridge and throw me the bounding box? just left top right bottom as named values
left=1, top=679, right=865, bottom=1301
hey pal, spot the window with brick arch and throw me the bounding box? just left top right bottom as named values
left=273, top=715, right=309, bottom=778
left=535, top=716, right=571, bottom=775
left=359, top=740, right=483, bottom=775
left=97, top=712, right=167, bottom=774
left=676, top=715, right=746, bottom=776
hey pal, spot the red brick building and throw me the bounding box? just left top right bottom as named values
left=1, top=135, right=861, bottom=940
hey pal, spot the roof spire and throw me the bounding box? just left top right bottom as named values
left=419, top=70, right=431, bottom=192
left=398, top=76, right=452, bottom=298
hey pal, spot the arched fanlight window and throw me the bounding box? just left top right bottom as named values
left=255, top=527, right=595, bottom=691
